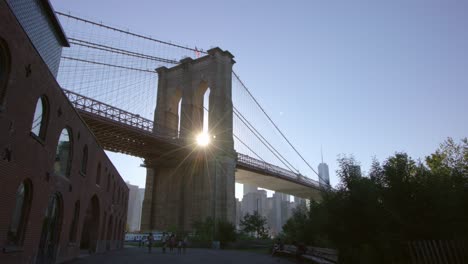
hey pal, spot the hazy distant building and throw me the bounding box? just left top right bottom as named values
left=318, top=163, right=330, bottom=186
left=293, top=197, right=307, bottom=209
left=235, top=198, right=242, bottom=228
left=241, top=189, right=267, bottom=217
left=126, top=182, right=143, bottom=232
left=243, top=183, right=257, bottom=195
left=267, top=192, right=292, bottom=236
left=238, top=184, right=305, bottom=237
left=139, top=188, right=145, bottom=203
left=351, top=165, right=362, bottom=177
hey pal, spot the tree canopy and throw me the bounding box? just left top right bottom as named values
left=282, top=138, right=468, bottom=263
left=240, top=211, right=270, bottom=238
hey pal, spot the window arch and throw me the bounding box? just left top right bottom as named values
left=81, top=145, right=88, bottom=175
left=54, top=128, right=73, bottom=178
left=7, top=180, right=33, bottom=246
left=177, top=98, right=182, bottom=137
left=31, top=96, right=49, bottom=140
left=195, top=81, right=210, bottom=134
left=69, top=200, right=80, bottom=242
left=202, top=87, right=210, bottom=133
left=96, top=162, right=101, bottom=186
left=166, top=88, right=182, bottom=138
left=0, top=38, right=10, bottom=105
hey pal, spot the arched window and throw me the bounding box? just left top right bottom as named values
left=31, top=96, right=49, bottom=140
left=80, top=145, right=88, bottom=175
left=203, top=88, right=210, bottom=133
left=37, top=193, right=63, bottom=261
left=54, top=128, right=73, bottom=178
left=0, top=38, right=10, bottom=105
left=7, top=180, right=32, bottom=246
left=69, top=200, right=80, bottom=242
left=96, top=163, right=101, bottom=186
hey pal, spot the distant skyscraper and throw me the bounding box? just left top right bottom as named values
left=351, top=165, right=361, bottom=177
left=318, top=163, right=330, bottom=186
left=243, top=183, right=257, bottom=195
left=318, top=148, right=330, bottom=186
left=241, top=189, right=267, bottom=217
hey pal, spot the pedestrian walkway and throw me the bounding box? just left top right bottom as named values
left=68, top=246, right=294, bottom=264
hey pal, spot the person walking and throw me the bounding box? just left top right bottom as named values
left=182, top=236, right=188, bottom=254
left=177, top=238, right=182, bottom=254
left=169, top=235, right=175, bottom=252
left=147, top=233, right=153, bottom=253
left=161, top=233, right=167, bottom=254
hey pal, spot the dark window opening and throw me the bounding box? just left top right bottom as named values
left=0, top=38, right=10, bottom=106
left=31, top=96, right=49, bottom=140
left=54, top=128, right=73, bottom=177
left=7, top=180, right=32, bottom=246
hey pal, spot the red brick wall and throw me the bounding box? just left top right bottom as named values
left=0, top=1, right=129, bottom=263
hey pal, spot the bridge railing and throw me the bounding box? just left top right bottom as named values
left=237, top=153, right=320, bottom=188
left=63, top=89, right=154, bottom=132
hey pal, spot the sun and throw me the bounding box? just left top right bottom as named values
left=196, top=132, right=211, bottom=147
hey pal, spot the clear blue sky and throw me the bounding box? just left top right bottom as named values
left=50, top=0, right=468, bottom=195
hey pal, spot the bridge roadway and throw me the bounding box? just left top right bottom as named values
left=63, top=89, right=323, bottom=200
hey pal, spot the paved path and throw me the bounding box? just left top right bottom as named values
left=69, top=246, right=294, bottom=264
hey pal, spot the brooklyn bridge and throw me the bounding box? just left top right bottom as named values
left=55, top=12, right=327, bottom=231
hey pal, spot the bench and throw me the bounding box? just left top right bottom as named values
left=273, top=244, right=338, bottom=264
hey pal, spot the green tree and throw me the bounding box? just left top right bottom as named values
left=281, top=138, right=468, bottom=264
left=192, top=217, right=236, bottom=248
left=240, top=211, right=269, bottom=238
left=215, top=220, right=237, bottom=247
left=192, top=217, right=214, bottom=242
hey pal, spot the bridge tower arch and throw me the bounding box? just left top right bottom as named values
left=141, top=48, right=236, bottom=232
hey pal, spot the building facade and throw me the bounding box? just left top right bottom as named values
left=0, top=1, right=128, bottom=263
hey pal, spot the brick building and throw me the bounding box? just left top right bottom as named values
left=0, top=0, right=128, bottom=263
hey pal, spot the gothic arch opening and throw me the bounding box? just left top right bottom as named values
left=167, top=89, right=182, bottom=137
left=195, top=81, right=210, bottom=133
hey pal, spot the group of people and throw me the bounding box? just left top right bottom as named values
left=272, top=239, right=307, bottom=263
left=141, top=233, right=188, bottom=254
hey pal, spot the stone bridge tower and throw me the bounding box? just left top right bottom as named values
left=141, top=48, right=237, bottom=231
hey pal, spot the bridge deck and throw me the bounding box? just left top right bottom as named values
left=64, top=89, right=323, bottom=199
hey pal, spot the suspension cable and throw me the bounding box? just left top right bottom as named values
left=61, top=56, right=156, bottom=73
left=233, top=107, right=299, bottom=173
left=68, top=38, right=179, bottom=64
left=56, top=11, right=207, bottom=54
left=232, top=72, right=323, bottom=180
